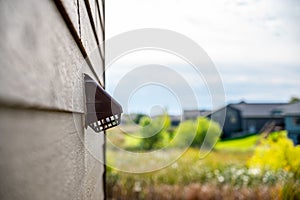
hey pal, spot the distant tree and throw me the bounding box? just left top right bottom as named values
left=196, top=118, right=221, bottom=149
left=289, top=96, right=300, bottom=104
left=133, top=113, right=146, bottom=124
left=170, top=120, right=196, bottom=148
left=139, top=114, right=171, bottom=150
left=171, top=117, right=221, bottom=149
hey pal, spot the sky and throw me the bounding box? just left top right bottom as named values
left=105, top=0, right=300, bottom=115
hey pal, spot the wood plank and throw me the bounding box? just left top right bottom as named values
left=94, top=0, right=105, bottom=55
left=97, top=0, right=105, bottom=26
left=0, top=0, right=85, bottom=112
left=85, top=0, right=105, bottom=56
left=61, top=0, right=80, bottom=35
left=0, top=0, right=105, bottom=199
left=84, top=149, right=105, bottom=200
left=79, top=122, right=105, bottom=199
left=0, top=0, right=104, bottom=112
left=0, top=107, right=105, bottom=200
left=80, top=0, right=104, bottom=86
left=0, top=107, right=85, bottom=200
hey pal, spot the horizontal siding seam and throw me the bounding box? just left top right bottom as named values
left=0, top=103, right=85, bottom=114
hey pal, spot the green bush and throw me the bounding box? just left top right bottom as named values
left=170, top=120, right=196, bottom=148
left=138, top=114, right=171, bottom=150
left=171, top=117, right=221, bottom=149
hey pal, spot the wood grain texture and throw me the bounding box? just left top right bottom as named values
left=0, top=107, right=105, bottom=200
left=0, top=0, right=105, bottom=199
left=0, top=107, right=85, bottom=200
left=79, top=0, right=104, bottom=85
left=87, top=0, right=104, bottom=40
left=85, top=0, right=104, bottom=56
left=61, top=0, right=80, bottom=35
left=0, top=0, right=84, bottom=113
left=0, top=0, right=105, bottom=111
left=81, top=127, right=105, bottom=200
left=94, top=0, right=105, bottom=56
left=97, top=0, right=105, bottom=25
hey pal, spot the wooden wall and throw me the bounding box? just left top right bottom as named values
left=0, top=0, right=105, bottom=199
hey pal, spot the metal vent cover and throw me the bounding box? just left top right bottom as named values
left=84, top=74, right=123, bottom=132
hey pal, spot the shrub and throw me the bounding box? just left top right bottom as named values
left=248, top=131, right=300, bottom=199
left=248, top=131, right=300, bottom=172
left=138, top=114, right=171, bottom=150
left=171, top=117, right=221, bottom=149
left=170, top=120, right=196, bottom=148
left=196, top=117, right=221, bottom=149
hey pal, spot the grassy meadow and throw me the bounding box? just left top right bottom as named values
left=106, top=123, right=300, bottom=200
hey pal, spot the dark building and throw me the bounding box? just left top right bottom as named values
left=281, top=102, right=300, bottom=144
left=184, top=101, right=300, bottom=143
left=208, top=101, right=288, bottom=139
left=183, top=109, right=211, bottom=120
left=169, top=115, right=182, bottom=126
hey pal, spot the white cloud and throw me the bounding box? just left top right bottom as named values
left=107, top=0, right=300, bottom=64
left=106, top=0, right=300, bottom=113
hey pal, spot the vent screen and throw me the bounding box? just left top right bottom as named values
left=84, top=74, right=123, bottom=132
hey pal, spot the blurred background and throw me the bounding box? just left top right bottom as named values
left=105, top=0, right=300, bottom=199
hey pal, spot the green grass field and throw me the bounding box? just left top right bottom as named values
left=215, top=134, right=260, bottom=151
left=106, top=126, right=299, bottom=199
left=107, top=147, right=290, bottom=199
left=107, top=125, right=260, bottom=152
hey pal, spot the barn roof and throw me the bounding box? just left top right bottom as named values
left=229, top=101, right=288, bottom=118
left=280, top=101, right=300, bottom=116
left=189, top=101, right=300, bottom=119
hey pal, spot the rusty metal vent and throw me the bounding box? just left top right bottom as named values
left=84, top=74, right=123, bottom=132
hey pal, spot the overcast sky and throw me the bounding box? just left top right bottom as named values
left=106, top=0, right=300, bottom=115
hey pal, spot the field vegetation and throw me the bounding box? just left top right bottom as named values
left=106, top=116, right=300, bottom=200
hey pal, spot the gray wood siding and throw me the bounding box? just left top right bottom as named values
left=79, top=0, right=104, bottom=85
left=0, top=0, right=86, bottom=112
left=0, top=0, right=105, bottom=199
left=0, top=107, right=85, bottom=200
